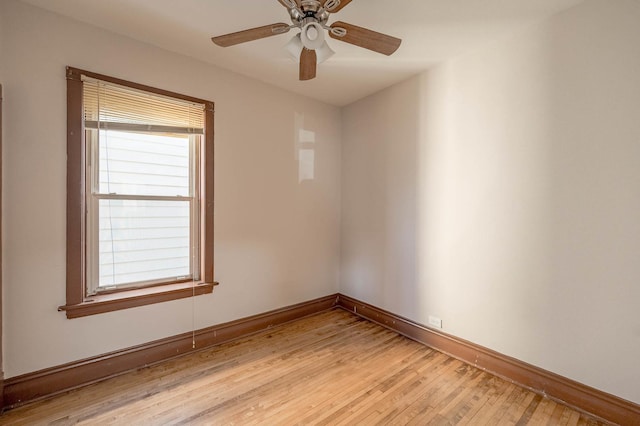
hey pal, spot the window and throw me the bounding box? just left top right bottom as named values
left=61, top=67, right=215, bottom=318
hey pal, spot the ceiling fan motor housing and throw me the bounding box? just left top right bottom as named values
left=291, top=1, right=330, bottom=26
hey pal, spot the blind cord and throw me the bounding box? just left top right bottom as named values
left=99, top=83, right=118, bottom=287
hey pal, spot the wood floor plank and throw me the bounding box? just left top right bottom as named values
left=310, top=350, right=443, bottom=425
left=526, top=395, right=558, bottom=424
left=363, top=355, right=466, bottom=425
left=0, top=309, right=612, bottom=425
left=339, top=352, right=451, bottom=424
left=202, top=325, right=407, bottom=425
left=262, top=337, right=429, bottom=425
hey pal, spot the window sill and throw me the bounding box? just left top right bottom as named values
left=58, top=281, right=218, bottom=319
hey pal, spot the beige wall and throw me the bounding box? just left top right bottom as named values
left=0, top=0, right=341, bottom=377
left=341, top=0, right=640, bottom=404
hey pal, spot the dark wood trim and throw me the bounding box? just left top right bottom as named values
left=203, top=102, right=214, bottom=284
left=64, top=66, right=216, bottom=317
left=66, top=69, right=85, bottom=306
left=59, top=282, right=217, bottom=319
left=3, top=294, right=339, bottom=409
left=0, top=374, right=4, bottom=414
left=336, top=294, right=640, bottom=425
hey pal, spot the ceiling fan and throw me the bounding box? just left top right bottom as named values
left=211, top=0, right=402, bottom=81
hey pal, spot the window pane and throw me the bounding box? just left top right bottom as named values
left=99, top=199, right=191, bottom=287
left=98, top=130, right=190, bottom=197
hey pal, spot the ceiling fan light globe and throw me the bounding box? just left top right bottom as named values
left=316, top=41, right=335, bottom=64
left=301, top=22, right=324, bottom=50
left=285, top=34, right=303, bottom=61
left=307, top=26, right=319, bottom=41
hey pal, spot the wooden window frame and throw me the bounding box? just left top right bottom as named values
left=60, top=67, right=216, bottom=319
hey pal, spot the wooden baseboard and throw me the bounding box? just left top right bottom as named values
left=2, top=294, right=338, bottom=409
left=336, top=294, right=640, bottom=426
left=0, top=373, right=4, bottom=413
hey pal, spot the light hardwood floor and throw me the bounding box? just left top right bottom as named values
left=0, top=309, right=611, bottom=425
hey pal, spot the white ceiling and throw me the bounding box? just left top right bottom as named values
left=22, top=0, right=584, bottom=106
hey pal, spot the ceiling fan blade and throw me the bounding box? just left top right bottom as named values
left=300, top=48, right=317, bottom=81
left=322, top=0, right=353, bottom=13
left=277, top=0, right=301, bottom=8
left=329, top=21, right=401, bottom=55
left=212, top=23, right=290, bottom=47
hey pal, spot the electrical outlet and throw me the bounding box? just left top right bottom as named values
left=428, top=315, right=442, bottom=329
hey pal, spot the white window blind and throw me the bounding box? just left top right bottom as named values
left=82, top=77, right=205, bottom=134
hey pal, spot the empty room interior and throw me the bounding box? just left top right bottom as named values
left=1, top=0, right=639, bottom=424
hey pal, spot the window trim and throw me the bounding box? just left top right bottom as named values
left=60, top=67, right=216, bottom=319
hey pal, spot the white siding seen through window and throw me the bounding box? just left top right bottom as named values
left=91, top=130, right=197, bottom=289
